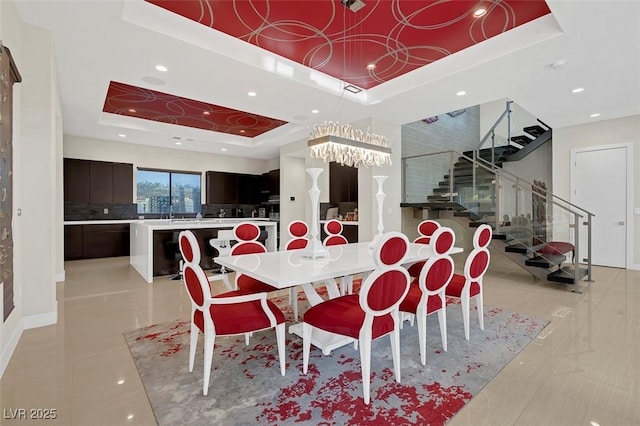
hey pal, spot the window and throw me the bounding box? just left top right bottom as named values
left=137, top=169, right=201, bottom=214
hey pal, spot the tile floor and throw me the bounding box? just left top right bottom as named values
left=1, top=249, right=639, bottom=425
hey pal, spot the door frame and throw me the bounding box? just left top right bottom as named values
left=570, top=142, right=634, bottom=269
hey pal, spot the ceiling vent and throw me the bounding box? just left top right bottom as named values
left=341, top=0, right=366, bottom=12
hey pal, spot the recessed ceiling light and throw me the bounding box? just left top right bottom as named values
left=155, top=65, right=167, bottom=72
left=549, top=59, right=567, bottom=69
left=240, top=130, right=246, bottom=133
left=127, top=108, right=137, bottom=113
left=473, top=8, right=487, bottom=18
left=221, top=148, right=227, bottom=152
left=127, top=414, right=134, bottom=420
left=456, top=90, right=466, bottom=96
left=367, top=63, right=376, bottom=70
left=175, top=141, right=182, bottom=145
left=311, top=109, right=319, bottom=114
left=590, top=113, right=601, bottom=118
left=118, top=134, right=126, bottom=138
left=571, top=87, right=585, bottom=93
left=247, top=91, right=257, bottom=97
left=344, top=84, right=362, bottom=94
left=117, top=379, right=125, bottom=385
left=203, top=111, right=211, bottom=115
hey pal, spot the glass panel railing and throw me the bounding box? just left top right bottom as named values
left=401, top=150, right=594, bottom=285
left=475, top=100, right=543, bottom=168
left=402, top=151, right=455, bottom=204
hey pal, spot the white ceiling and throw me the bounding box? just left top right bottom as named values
left=15, top=0, right=640, bottom=160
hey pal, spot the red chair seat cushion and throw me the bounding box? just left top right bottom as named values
left=399, top=283, right=443, bottom=314
left=445, top=274, right=480, bottom=298
left=407, top=261, right=425, bottom=277
left=237, top=274, right=278, bottom=293
left=193, top=290, right=285, bottom=335
left=303, top=295, right=394, bottom=340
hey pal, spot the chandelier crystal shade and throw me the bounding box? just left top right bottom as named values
left=308, top=121, right=392, bottom=167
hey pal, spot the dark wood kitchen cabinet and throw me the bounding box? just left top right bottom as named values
left=112, top=162, right=133, bottom=203
left=64, top=224, right=130, bottom=260
left=90, top=161, right=113, bottom=203
left=206, top=171, right=238, bottom=204
left=63, top=158, right=91, bottom=202
left=64, top=158, right=133, bottom=204
left=330, top=162, right=358, bottom=203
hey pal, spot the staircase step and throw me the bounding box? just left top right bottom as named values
left=427, top=195, right=448, bottom=201
left=511, top=135, right=534, bottom=146
left=432, top=187, right=449, bottom=194
left=547, top=266, right=588, bottom=284
left=505, top=242, right=530, bottom=254
left=493, top=233, right=507, bottom=240
left=525, top=254, right=566, bottom=268
left=524, top=125, right=547, bottom=138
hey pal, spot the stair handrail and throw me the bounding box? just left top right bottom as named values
left=476, top=100, right=513, bottom=151
left=466, top=153, right=596, bottom=219
left=460, top=150, right=594, bottom=283
left=475, top=100, right=515, bottom=167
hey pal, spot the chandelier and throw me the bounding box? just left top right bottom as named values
left=308, top=121, right=392, bottom=167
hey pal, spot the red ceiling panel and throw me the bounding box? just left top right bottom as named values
left=102, top=81, right=288, bottom=138
left=146, top=0, right=551, bottom=90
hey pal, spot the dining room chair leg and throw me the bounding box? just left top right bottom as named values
left=461, top=294, right=471, bottom=340
left=203, top=332, right=215, bottom=396
left=438, top=307, right=447, bottom=351
left=189, top=321, right=198, bottom=372
left=275, top=323, right=286, bottom=376
left=302, top=322, right=312, bottom=374
left=359, top=335, right=372, bottom=405
left=477, top=292, right=484, bottom=330
left=391, top=318, right=402, bottom=383
left=417, top=307, right=427, bottom=366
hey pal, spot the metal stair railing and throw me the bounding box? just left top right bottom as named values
left=401, top=150, right=595, bottom=286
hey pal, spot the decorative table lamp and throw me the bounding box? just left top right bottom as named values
left=369, top=175, right=388, bottom=249
left=302, top=168, right=329, bottom=259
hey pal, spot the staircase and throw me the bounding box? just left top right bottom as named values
left=401, top=102, right=593, bottom=287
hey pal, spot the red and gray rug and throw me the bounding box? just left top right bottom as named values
left=124, top=293, right=547, bottom=425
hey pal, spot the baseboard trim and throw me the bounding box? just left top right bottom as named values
left=56, top=271, right=65, bottom=282
left=22, top=303, right=58, bottom=330
left=0, top=320, right=23, bottom=378
left=628, top=263, right=640, bottom=271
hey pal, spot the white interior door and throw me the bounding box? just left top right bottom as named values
left=574, top=146, right=627, bottom=268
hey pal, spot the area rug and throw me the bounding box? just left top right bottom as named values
left=124, top=292, right=548, bottom=425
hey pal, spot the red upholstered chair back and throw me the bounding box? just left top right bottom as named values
left=431, top=227, right=456, bottom=256
left=419, top=255, right=455, bottom=294
left=464, top=248, right=491, bottom=282
left=285, top=220, right=309, bottom=250
left=234, top=222, right=261, bottom=242
left=178, top=231, right=211, bottom=313
left=288, top=220, right=308, bottom=238
left=179, top=230, right=201, bottom=265
left=324, top=234, right=348, bottom=246
left=231, top=241, right=266, bottom=255
left=323, top=219, right=347, bottom=246
left=414, top=220, right=440, bottom=244
left=231, top=222, right=266, bottom=255
left=324, top=219, right=343, bottom=236
left=359, top=232, right=411, bottom=317
left=473, top=224, right=492, bottom=249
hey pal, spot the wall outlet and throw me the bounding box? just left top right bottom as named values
left=103, top=208, right=109, bottom=214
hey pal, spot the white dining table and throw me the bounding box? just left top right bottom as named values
left=215, top=241, right=463, bottom=353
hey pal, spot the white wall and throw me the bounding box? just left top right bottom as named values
left=279, top=156, right=306, bottom=248
left=553, top=115, right=640, bottom=269
left=1, top=0, right=61, bottom=377
left=64, top=135, right=272, bottom=177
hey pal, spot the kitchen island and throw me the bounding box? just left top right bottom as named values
left=130, top=219, right=278, bottom=283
